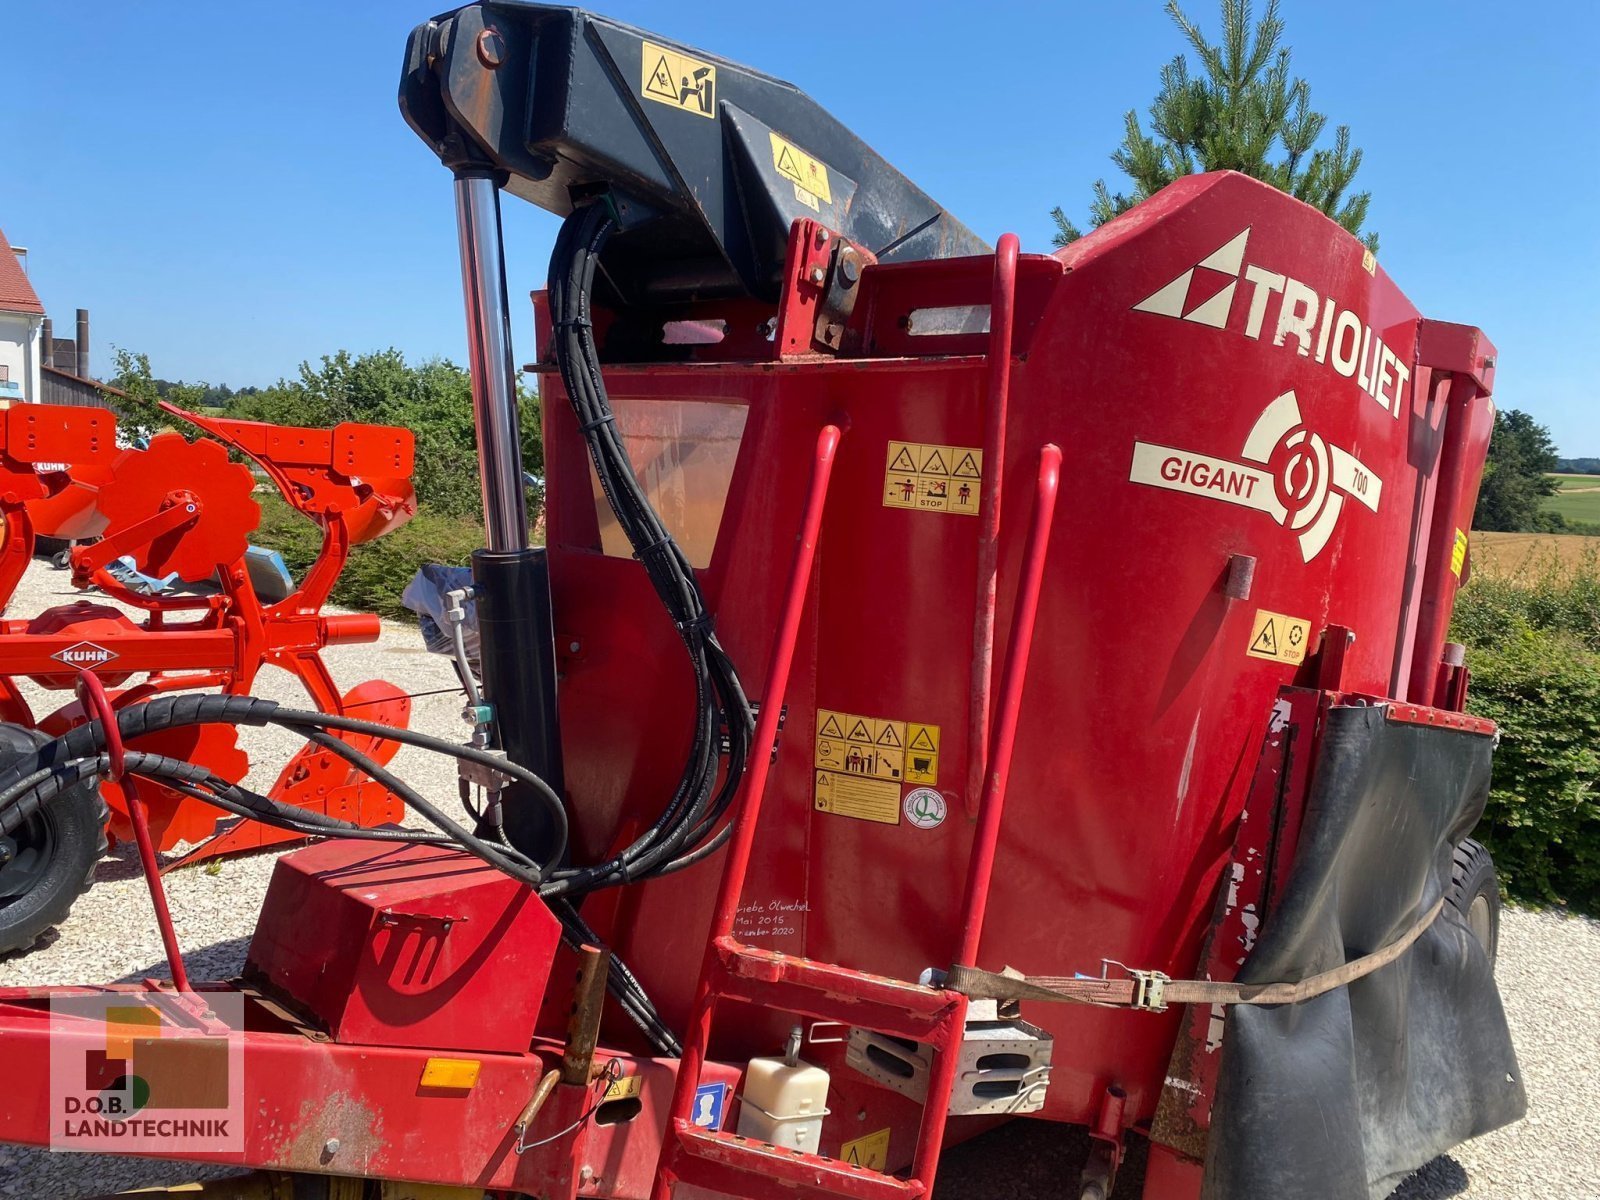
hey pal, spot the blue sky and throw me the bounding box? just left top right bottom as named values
left=12, top=1, right=1598, bottom=452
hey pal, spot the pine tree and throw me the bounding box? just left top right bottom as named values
left=1052, top=0, right=1377, bottom=251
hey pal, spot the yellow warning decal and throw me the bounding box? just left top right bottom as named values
left=1246, top=609, right=1311, bottom=665
left=639, top=41, right=716, bottom=118
left=814, top=770, right=901, bottom=825
left=769, top=132, right=833, bottom=206
left=605, top=1073, right=643, bottom=1101
left=883, top=441, right=982, bottom=516
left=841, top=1127, right=891, bottom=1171
left=1450, top=528, right=1468, bottom=578
left=905, top=723, right=940, bottom=785
left=1361, top=247, right=1377, bottom=275
left=815, top=709, right=940, bottom=787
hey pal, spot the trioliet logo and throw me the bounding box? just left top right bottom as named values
left=50, top=641, right=119, bottom=669
left=1131, top=228, right=1412, bottom=418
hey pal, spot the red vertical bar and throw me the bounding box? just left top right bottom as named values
left=955, top=444, right=1060, bottom=969
left=75, top=670, right=192, bottom=995
left=906, top=444, right=1060, bottom=1196
left=653, top=424, right=842, bottom=1200
left=1407, top=376, right=1490, bottom=702
left=966, top=233, right=1020, bottom=815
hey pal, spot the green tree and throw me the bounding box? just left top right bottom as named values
left=1052, top=0, right=1377, bottom=251
left=1474, top=409, right=1562, bottom=533
left=104, top=347, right=209, bottom=440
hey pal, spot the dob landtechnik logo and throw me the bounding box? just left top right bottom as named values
left=49, top=993, right=244, bottom=1153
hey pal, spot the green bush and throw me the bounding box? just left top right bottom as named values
left=254, top=493, right=483, bottom=620
left=1454, top=559, right=1600, bottom=910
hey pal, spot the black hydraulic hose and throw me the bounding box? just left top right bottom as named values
left=542, top=204, right=755, bottom=896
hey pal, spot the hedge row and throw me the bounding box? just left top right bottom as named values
left=1453, top=550, right=1600, bottom=911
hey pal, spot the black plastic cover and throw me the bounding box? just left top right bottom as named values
left=400, top=3, right=988, bottom=303
left=1204, top=705, right=1525, bottom=1200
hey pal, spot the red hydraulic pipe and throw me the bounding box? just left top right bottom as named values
left=75, top=670, right=192, bottom=997
left=966, top=234, right=1020, bottom=815
left=1406, top=375, right=1486, bottom=703
left=653, top=423, right=842, bottom=1200
left=955, top=443, right=1061, bottom=968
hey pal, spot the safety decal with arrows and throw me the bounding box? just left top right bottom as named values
left=883, top=441, right=983, bottom=516
left=814, top=708, right=941, bottom=825
left=1246, top=608, right=1311, bottom=665
left=639, top=41, right=716, bottom=118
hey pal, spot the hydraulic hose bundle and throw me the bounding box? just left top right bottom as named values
left=544, top=202, right=756, bottom=893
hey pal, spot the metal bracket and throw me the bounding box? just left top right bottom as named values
left=1129, top=970, right=1170, bottom=1012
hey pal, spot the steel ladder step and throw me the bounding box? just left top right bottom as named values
left=669, top=1125, right=928, bottom=1200
left=709, top=936, right=963, bottom=1043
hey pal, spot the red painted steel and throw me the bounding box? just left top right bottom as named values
left=247, top=840, right=563, bottom=1054
left=655, top=423, right=841, bottom=1199
left=73, top=668, right=192, bottom=997
left=966, top=232, right=1020, bottom=814
left=0, top=171, right=1503, bottom=1198
left=955, top=443, right=1060, bottom=967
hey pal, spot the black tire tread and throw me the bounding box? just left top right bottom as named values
left=0, top=784, right=108, bottom=956
left=1447, top=836, right=1500, bottom=964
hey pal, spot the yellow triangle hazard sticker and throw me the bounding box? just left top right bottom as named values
left=644, top=55, right=676, bottom=101
left=888, top=446, right=917, bottom=472
left=1250, top=621, right=1278, bottom=657
left=908, top=727, right=937, bottom=752
left=952, top=451, right=982, bottom=478
left=876, top=723, right=902, bottom=747
left=818, top=714, right=844, bottom=739
left=919, top=448, right=950, bottom=475
left=846, top=719, right=872, bottom=744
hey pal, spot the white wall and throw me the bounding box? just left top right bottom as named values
left=0, top=312, right=42, bottom=402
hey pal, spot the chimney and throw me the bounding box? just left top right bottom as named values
left=41, top=318, right=53, bottom=369
left=75, top=310, right=89, bottom=380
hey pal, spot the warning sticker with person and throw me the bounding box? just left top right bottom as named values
left=814, top=708, right=941, bottom=821
left=1246, top=608, right=1311, bottom=664
left=639, top=40, right=716, bottom=118
left=883, top=441, right=982, bottom=515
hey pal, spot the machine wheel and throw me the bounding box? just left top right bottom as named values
left=1448, top=837, right=1500, bottom=965
left=0, top=725, right=107, bottom=955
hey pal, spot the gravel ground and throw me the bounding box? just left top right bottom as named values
left=0, top=558, right=1595, bottom=1197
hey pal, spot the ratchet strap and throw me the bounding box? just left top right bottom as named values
left=946, top=897, right=1445, bottom=1012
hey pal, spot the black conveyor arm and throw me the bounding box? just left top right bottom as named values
left=401, top=2, right=988, bottom=304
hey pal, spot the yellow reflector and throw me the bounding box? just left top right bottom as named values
left=420, top=1057, right=481, bottom=1090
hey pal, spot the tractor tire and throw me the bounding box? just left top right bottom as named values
left=1448, top=837, right=1501, bottom=966
left=0, top=724, right=107, bottom=955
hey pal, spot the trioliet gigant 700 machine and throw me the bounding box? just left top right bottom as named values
left=0, top=5, right=1521, bottom=1199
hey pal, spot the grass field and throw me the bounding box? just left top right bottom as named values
left=1552, top=474, right=1600, bottom=490
left=1542, top=474, right=1600, bottom=526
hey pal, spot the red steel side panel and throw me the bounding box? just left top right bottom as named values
left=538, top=172, right=1492, bottom=1141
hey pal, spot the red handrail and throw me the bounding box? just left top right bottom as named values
left=955, top=443, right=1062, bottom=967
left=967, top=233, right=1021, bottom=814
left=75, top=669, right=193, bottom=996
left=654, top=423, right=843, bottom=1199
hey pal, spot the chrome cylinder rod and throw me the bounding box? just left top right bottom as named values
left=454, top=173, right=529, bottom=552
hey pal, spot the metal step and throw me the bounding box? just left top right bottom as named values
left=669, top=1125, right=928, bottom=1200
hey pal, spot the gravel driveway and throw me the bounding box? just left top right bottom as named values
left=0, top=559, right=1593, bottom=1198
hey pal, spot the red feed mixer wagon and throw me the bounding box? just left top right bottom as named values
left=0, top=6, right=1521, bottom=1200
